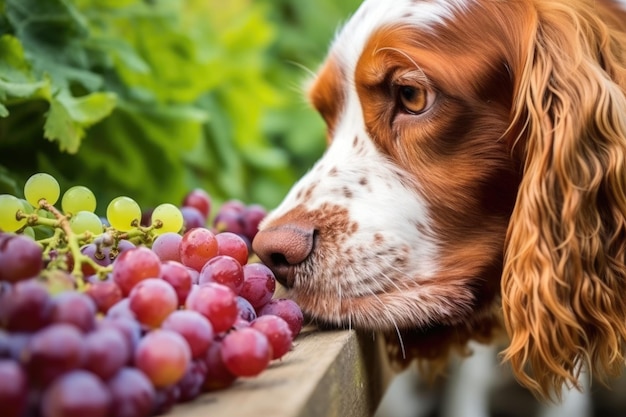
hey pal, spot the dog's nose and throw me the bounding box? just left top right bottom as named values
left=252, top=223, right=315, bottom=288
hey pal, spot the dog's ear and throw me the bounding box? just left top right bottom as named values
left=501, top=1, right=626, bottom=400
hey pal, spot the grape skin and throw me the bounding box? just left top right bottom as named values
left=69, top=211, right=103, bottom=235
left=1, top=279, right=52, bottom=332
left=106, top=196, right=141, bottom=232
left=85, top=278, right=123, bottom=314
left=0, top=234, right=44, bottom=283
left=129, top=278, right=178, bottom=328
left=220, top=327, right=272, bottom=377
left=258, top=298, right=305, bottom=338
left=50, top=291, right=97, bottom=332
left=198, top=255, right=244, bottom=294
left=250, top=315, right=294, bottom=360
left=0, top=359, right=28, bottom=417
left=24, top=173, right=60, bottom=207
left=152, top=232, right=183, bottom=262
left=113, top=247, right=162, bottom=296
left=185, top=283, right=238, bottom=333
left=215, top=232, right=249, bottom=266
left=151, top=203, right=184, bottom=235
left=41, top=370, right=111, bottom=417
left=159, top=260, right=193, bottom=306
left=240, top=263, right=276, bottom=309
left=134, top=329, right=191, bottom=388
left=179, top=227, right=218, bottom=272
left=83, top=327, right=130, bottom=380
left=161, top=310, right=214, bottom=359
left=107, top=367, right=156, bottom=417
left=61, top=185, right=97, bottom=214
left=181, top=188, right=211, bottom=220
left=0, top=195, right=26, bottom=232
left=24, top=323, right=86, bottom=386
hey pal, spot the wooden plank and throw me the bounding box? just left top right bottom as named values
left=171, top=326, right=394, bottom=417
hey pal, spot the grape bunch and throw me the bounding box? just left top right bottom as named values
left=0, top=173, right=304, bottom=417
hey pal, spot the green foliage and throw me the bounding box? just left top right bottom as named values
left=0, top=0, right=361, bottom=213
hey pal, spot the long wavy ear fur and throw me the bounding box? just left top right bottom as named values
left=501, top=0, right=626, bottom=401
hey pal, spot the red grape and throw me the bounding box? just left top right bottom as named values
left=198, top=255, right=244, bottom=294
left=79, top=240, right=135, bottom=276
left=161, top=310, right=214, bottom=359
left=185, top=283, right=238, bottom=333
left=24, top=323, right=85, bottom=386
left=50, top=291, right=97, bottom=332
left=159, top=260, right=193, bottom=306
left=242, top=204, right=266, bottom=242
left=179, top=228, right=218, bottom=271
left=202, top=342, right=237, bottom=391
left=236, top=296, right=257, bottom=322
left=176, top=359, right=207, bottom=402
left=0, top=233, right=43, bottom=283
left=129, top=278, right=178, bottom=328
left=1, top=279, right=52, bottom=332
left=85, top=278, right=123, bottom=314
left=96, top=317, right=141, bottom=359
left=220, top=327, right=272, bottom=377
left=220, top=199, right=246, bottom=213
left=153, top=384, right=180, bottom=415
left=0, top=330, right=10, bottom=358
left=134, top=329, right=191, bottom=388
left=232, top=318, right=251, bottom=330
left=258, top=298, right=305, bottom=338
left=83, top=327, right=130, bottom=380
left=41, top=370, right=111, bottom=417
left=182, top=188, right=212, bottom=220
left=187, top=267, right=200, bottom=285
left=4, top=332, right=30, bottom=362
left=251, top=315, right=293, bottom=359
left=107, top=367, right=155, bottom=417
left=112, top=247, right=161, bottom=296
left=151, top=232, right=182, bottom=263
left=106, top=298, right=136, bottom=320
left=0, top=359, right=28, bottom=417
left=79, top=243, right=113, bottom=276
left=240, top=263, right=276, bottom=309
left=216, top=232, right=249, bottom=265
left=213, top=207, right=245, bottom=235
left=181, top=206, right=206, bottom=230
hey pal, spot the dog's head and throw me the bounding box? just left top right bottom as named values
left=253, top=0, right=626, bottom=399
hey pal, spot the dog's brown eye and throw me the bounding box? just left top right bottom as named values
left=399, top=85, right=428, bottom=114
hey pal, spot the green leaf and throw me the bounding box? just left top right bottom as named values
left=0, top=35, right=50, bottom=112
left=43, top=91, right=117, bottom=153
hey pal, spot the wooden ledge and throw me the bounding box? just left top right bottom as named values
left=172, top=326, right=394, bottom=417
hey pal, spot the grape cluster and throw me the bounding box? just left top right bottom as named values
left=0, top=173, right=304, bottom=417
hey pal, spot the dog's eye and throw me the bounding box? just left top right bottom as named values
left=398, top=85, right=429, bottom=114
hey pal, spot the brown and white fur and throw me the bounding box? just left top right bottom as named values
left=252, top=0, right=626, bottom=402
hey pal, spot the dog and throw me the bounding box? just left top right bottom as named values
left=252, top=0, right=626, bottom=404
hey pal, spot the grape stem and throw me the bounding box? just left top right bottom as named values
left=13, top=198, right=158, bottom=289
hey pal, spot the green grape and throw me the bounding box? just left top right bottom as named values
left=107, top=196, right=141, bottom=231
left=69, top=211, right=104, bottom=234
left=62, top=186, right=97, bottom=214
left=151, top=203, right=184, bottom=235
left=20, top=199, right=34, bottom=215
left=22, top=226, right=36, bottom=239
left=24, top=173, right=60, bottom=207
left=0, top=194, right=26, bottom=232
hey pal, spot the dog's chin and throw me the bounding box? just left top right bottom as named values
left=280, top=284, right=478, bottom=334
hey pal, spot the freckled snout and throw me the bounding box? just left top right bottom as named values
left=252, top=222, right=315, bottom=288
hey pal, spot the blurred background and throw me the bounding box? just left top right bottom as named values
left=0, top=0, right=361, bottom=214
